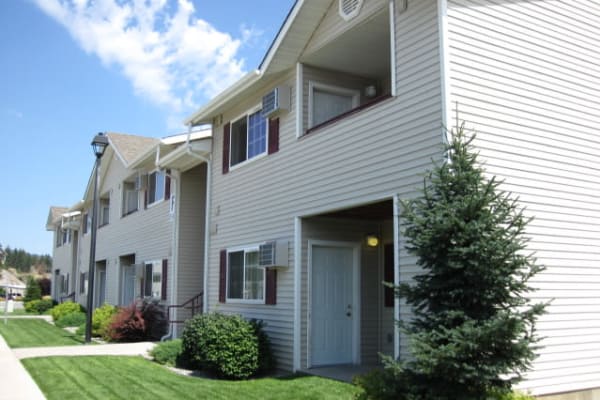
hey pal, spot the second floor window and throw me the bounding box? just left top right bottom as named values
left=148, top=171, right=165, bottom=205
left=100, top=196, right=110, bottom=227
left=230, top=110, right=267, bottom=167
left=122, top=181, right=138, bottom=216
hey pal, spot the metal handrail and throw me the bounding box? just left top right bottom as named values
left=60, top=292, right=75, bottom=303
left=166, top=291, right=203, bottom=324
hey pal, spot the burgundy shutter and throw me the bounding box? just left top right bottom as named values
left=222, top=123, right=231, bottom=174
left=384, top=244, right=394, bottom=308
left=161, top=259, right=168, bottom=301
left=265, top=268, right=277, bottom=305
left=165, top=170, right=171, bottom=200
left=219, top=250, right=227, bottom=303
left=268, top=118, right=279, bottom=154
left=143, top=190, right=148, bottom=209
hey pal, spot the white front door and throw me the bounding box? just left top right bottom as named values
left=310, top=243, right=358, bottom=366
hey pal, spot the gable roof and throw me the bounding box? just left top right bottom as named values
left=46, top=206, right=69, bottom=230
left=184, top=0, right=334, bottom=126
left=106, top=132, right=160, bottom=167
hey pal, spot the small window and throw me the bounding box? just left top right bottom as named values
left=80, top=272, right=88, bottom=294
left=56, top=228, right=62, bottom=248
left=82, top=213, right=90, bottom=234
left=122, top=181, right=139, bottom=216
left=62, top=229, right=71, bottom=245
left=99, top=196, right=110, bottom=227
left=143, top=260, right=162, bottom=298
left=227, top=248, right=265, bottom=302
left=309, top=82, right=359, bottom=128
left=148, top=171, right=166, bottom=205
left=230, top=110, right=267, bottom=167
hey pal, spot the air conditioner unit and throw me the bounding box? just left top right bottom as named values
left=261, top=86, right=291, bottom=118
left=134, top=173, right=148, bottom=191
left=258, top=240, right=289, bottom=269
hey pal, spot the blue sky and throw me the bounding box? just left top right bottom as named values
left=0, top=0, right=294, bottom=256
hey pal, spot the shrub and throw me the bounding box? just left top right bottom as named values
left=182, top=312, right=259, bottom=379
left=150, top=339, right=184, bottom=367
left=249, top=319, right=275, bottom=375
left=353, top=360, right=410, bottom=400
left=50, top=301, right=83, bottom=322
left=92, top=303, right=118, bottom=338
left=24, top=298, right=54, bottom=314
left=106, top=304, right=146, bottom=342
left=139, top=298, right=168, bottom=341
left=55, top=311, right=86, bottom=328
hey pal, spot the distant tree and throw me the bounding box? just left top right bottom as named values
left=24, top=276, right=42, bottom=303
left=38, top=278, right=51, bottom=296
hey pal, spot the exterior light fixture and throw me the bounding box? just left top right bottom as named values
left=366, top=234, right=379, bottom=247
left=85, top=132, right=109, bottom=343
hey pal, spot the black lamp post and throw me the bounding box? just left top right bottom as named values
left=85, top=132, right=109, bottom=343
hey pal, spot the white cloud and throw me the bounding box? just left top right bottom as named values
left=33, top=0, right=249, bottom=127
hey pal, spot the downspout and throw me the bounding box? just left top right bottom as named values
left=162, top=169, right=179, bottom=342
left=393, top=194, right=401, bottom=359
left=201, top=157, right=211, bottom=314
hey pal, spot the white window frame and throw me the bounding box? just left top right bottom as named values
left=308, top=81, right=360, bottom=129
left=99, top=195, right=110, bottom=227
left=121, top=180, right=139, bottom=217
left=229, top=104, right=269, bottom=170
left=143, top=260, right=163, bottom=299
left=147, top=170, right=166, bottom=207
left=226, top=244, right=266, bottom=304
left=82, top=212, right=91, bottom=235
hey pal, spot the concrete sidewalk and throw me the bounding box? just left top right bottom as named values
left=0, top=316, right=156, bottom=400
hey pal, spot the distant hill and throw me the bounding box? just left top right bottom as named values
left=0, top=243, right=52, bottom=273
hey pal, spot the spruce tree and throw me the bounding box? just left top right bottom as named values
left=396, top=125, right=546, bottom=399
left=24, top=276, right=42, bottom=303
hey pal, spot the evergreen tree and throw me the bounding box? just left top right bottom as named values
left=393, top=125, right=546, bottom=399
left=24, top=276, right=42, bottom=303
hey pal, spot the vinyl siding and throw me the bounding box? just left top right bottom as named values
left=446, top=0, right=600, bottom=395
left=304, top=0, right=388, bottom=55
left=77, top=152, right=173, bottom=308
left=173, top=164, right=207, bottom=337
left=206, top=0, right=443, bottom=371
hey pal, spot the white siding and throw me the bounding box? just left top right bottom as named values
left=447, top=0, right=600, bottom=395
left=206, top=0, right=443, bottom=371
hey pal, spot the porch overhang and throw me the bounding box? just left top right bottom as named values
left=156, top=139, right=212, bottom=172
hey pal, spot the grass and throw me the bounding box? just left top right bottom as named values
left=23, top=356, right=359, bottom=400
left=0, top=318, right=84, bottom=347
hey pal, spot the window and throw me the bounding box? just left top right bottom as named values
left=230, top=110, right=267, bottom=167
left=80, top=272, right=88, bottom=294
left=143, top=260, right=166, bottom=299
left=56, top=228, right=62, bottom=248
left=148, top=171, right=166, bottom=205
left=99, top=196, right=110, bottom=227
left=309, top=82, right=359, bottom=128
left=227, top=248, right=265, bottom=302
left=62, top=228, right=71, bottom=245
left=82, top=213, right=90, bottom=234
left=122, top=181, right=138, bottom=216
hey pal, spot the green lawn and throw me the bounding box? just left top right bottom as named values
left=24, top=356, right=360, bottom=400
left=0, top=318, right=84, bottom=347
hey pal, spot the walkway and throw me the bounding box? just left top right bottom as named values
left=0, top=316, right=156, bottom=400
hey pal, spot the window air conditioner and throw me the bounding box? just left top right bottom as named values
left=258, top=240, right=289, bottom=269
left=261, top=86, right=291, bottom=118
left=134, top=173, right=148, bottom=191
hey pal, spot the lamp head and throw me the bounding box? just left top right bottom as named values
left=91, top=132, right=109, bottom=158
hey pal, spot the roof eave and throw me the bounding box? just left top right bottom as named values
left=184, top=70, right=262, bottom=126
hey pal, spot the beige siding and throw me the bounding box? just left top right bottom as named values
left=78, top=151, right=174, bottom=308
left=447, top=0, right=600, bottom=395
left=173, top=164, right=207, bottom=337
left=206, top=0, right=443, bottom=371
left=304, top=0, right=388, bottom=55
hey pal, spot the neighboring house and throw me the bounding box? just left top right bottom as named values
left=183, top=0, right=599, bottom=398
left=48, top=130, right=211, bottom=337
